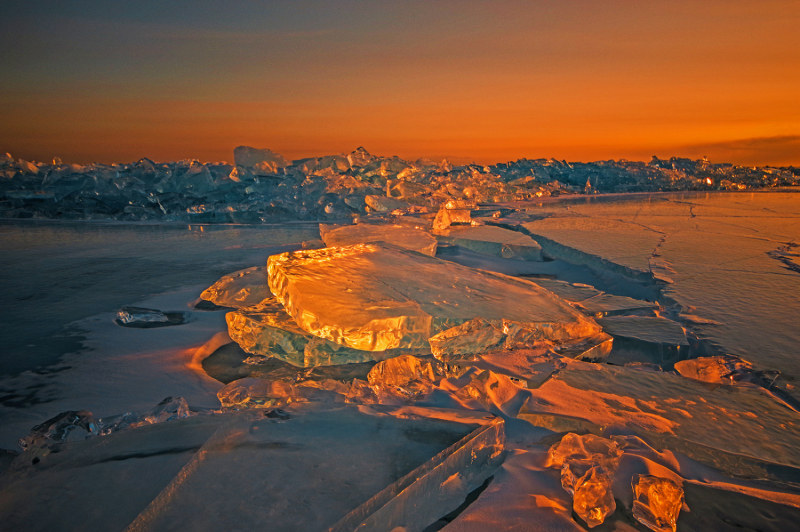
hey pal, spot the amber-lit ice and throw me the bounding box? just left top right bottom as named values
left=436, top=224, right=543, bottom=261
left=199, top=266, right=271, bottom=308
left=267, top=242, right=601, bottom=351
left=226, top=299, right=408, bottom=367
left=319, top=222, right=438, bottom=256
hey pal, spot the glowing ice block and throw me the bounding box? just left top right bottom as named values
left=436, top=225, right=543, bottom=261
left=267, top=243, right=601, bottom=351
left=632, top=475, right=684, bottom=532
left=226, top=299, right=407, bottom=367
left=320, top=223, right=437, bottom=256
left=199, top=266, right=271, bottom=308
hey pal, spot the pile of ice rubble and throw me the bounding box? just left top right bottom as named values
left=2, top=146, right=799, bottom=222
left=8, top=210, right=800, bottom=531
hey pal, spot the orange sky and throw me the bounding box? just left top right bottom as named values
left=1, top=1, right=799, bottom=166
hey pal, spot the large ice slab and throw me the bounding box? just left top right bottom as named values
left=199, top=266, right=271, bottom=308
left=576, top=293, right=658, bottom=317
left=436, top=225, right=543, bottom=261
left=267, top=243, right=601, bottom=351
left=226, top=299, right=415, bottom=367
left=320, top=223, right=437, bottom=256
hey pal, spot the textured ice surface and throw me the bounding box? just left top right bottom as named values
left=632, top=474, right=684, bottom=532
left=125, top=405, right=502, bottom=532
left=199, top=266, right=270, bottom=308
left=428, top=317, right=508, bottom=361
left=521, top=362, right=800, bottom=472
left=267, top=242, right=600, bottom=351
left=436, top=225, right=543, bottom=261
left=320, top=223, right=437, bottom=256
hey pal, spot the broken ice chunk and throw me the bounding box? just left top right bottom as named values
left=217, top=378, right=298, bottom=409
left=546, top=433, right=623, bottom=472
left=428, top=317, right=506, bottom=361
left=116, top=307, right=169, bottom=324
left=320, top=223, right=438, bottom=256
left=631, top=474, right=683, bottom=532
left=526, top=279, right=602, bottom=303
left=546, top=433, right=621, bottom=528
left=365, top=355, right=438, bottom=402
left=97, top=397, right=191, bottom=436
left=19, top=410, right=96, bottom=450
left=555, top=332, right=615, bottom=362
left=116, top=307, right=186, bottom=328
left=435, top=225, right=543, bottom=261
left=226, top=299, right=407, bottom=367
left=432, top=200, right=474, bottom=232
left=570, top=465, right=616, bottom=528
left=267, top=243, right=600, bottom=351
left=200, top=266, right=271, bottom=308
left=597, top=315, right=688, bottom=363
left=233, top=146, right=287, bottom=172
left=367, top=355, right=436, bottom=387
left=673, top=355, right=759, bottom=385
left=576, top=293, right=658, bottom=317
left=364, top=195, right=410, bottom=212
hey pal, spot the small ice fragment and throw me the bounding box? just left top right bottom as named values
left=116, top=306, right=169, bottom=324
left=233, top=146, right=287, bottom=172
left=674, top=355, right=758, bottom=385
left=570, top=465, right=616, bottom=528
left=97, top=396, right=190, bottom=436
left=367, top=354, right=436, bottom=387
left=19, top=410, right=96, bottom=450
left=631, top=474, right=684, bottom=532
left=200, top=266, right=270, bottom=308
left=432, top=200, right=473, bottom=233
left=217, top=378, right=298, bottom=409
left=364, top=195, right=410, bottom=213
left=546, top=433, right=622, bottom=472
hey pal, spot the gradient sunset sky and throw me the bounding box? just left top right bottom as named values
left=2, top=0, right=799, bottom=166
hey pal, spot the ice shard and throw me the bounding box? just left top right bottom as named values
left=631, top=475, right=684, bottom=532
left=199, top=266, right=271, bottom=308
left=267, top=243, right=601, bottom=351
left=546, top=433, right=621, bottom=528
left=435, top=225, right=543, bottom=261
left=320, top=223, right=438, bottom=256
left=432, top=200, right=474, bottom=232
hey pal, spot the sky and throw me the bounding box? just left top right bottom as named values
left=1, top=0, right=799, bottom=166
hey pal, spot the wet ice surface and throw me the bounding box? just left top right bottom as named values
left=3, top=191, right=800, bottom=531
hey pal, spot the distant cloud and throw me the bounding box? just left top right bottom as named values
left=669, top=135, right=800, bottom=167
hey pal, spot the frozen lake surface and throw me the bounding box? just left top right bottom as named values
left=518, top=191, right=800, bottom=380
